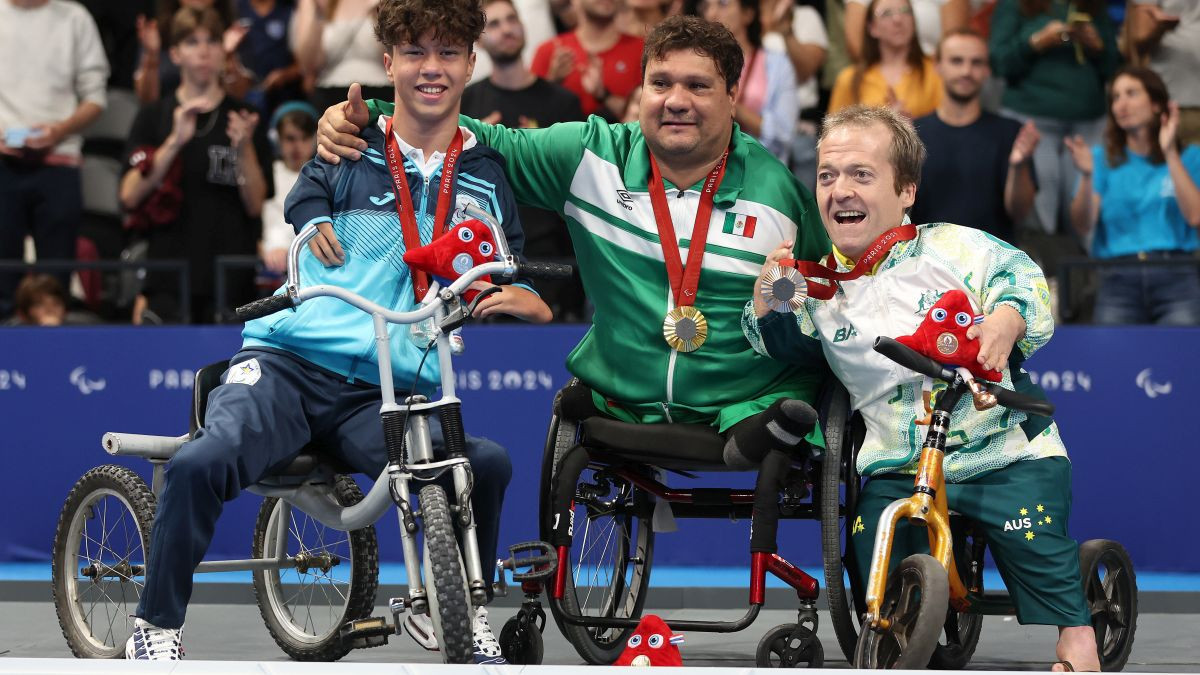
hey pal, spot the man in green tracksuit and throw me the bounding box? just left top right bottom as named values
left=316, top=15, right=830, bottom=454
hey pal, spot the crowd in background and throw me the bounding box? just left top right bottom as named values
left=1, top=0, right=1197, bottom=325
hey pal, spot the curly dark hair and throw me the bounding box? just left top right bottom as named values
left=374, top=0, right=486, bottom=50
left=641, top=15, right=743, bottom=93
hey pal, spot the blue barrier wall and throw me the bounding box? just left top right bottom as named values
left=1, top=325, right=1196, bottom=572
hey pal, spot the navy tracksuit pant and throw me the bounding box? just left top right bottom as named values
left=136, top=349, right=512, bottom=629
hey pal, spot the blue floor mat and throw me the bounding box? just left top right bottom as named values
left=6, top=561, right=1199, bottom=591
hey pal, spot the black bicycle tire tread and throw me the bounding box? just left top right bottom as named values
left=1079, top=539, right=1137, bottom=672
left=854, top=554, right=950, bottom=669
left=52, top=464, right=157, bottom=659
left=419, top=484, right=474, bottom=664
left=251, top=475, right=379, bottom=662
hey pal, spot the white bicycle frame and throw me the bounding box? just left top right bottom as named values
left=102, top=203, right=517, bottom=612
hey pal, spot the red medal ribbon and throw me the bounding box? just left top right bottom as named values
left=785, top=224, right=917, bottom=299
left=384, top=115, right=464, bottom=302
left=647, top=149, right=729, bottom=307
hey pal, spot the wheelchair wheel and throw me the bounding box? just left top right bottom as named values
left=817, top=380, right=862, bottom=662
left=52, top=465, right=155, bottom=658
left=853, top=554, right=949, bottom=669
left=499, top=613, right=545, bottom=664
left=1079, top=539, right=1137, bottom=671
left=756, top=623, right=825, bottom=668
left=252, top=475, right=379, bottom=661
left=541, top=415, right=655, bottom=664
left=419, top=484, right=474, bottom=664
left=928, top=520, right=984, bottom=669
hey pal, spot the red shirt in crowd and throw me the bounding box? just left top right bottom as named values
left=531, top=32, right=644, bottom=117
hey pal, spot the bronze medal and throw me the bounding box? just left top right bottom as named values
left=663, top=306, right=708, bottom=352
left=758, top=265, right=808, bottom=313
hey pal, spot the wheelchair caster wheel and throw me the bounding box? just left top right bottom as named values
left=853, top=554, right=948, bottom=669
left=499, top=614, right=544, bottom=664
left=1079, top=539, right=1137, bottom=672
left=756, top=624, right=824, bottom=668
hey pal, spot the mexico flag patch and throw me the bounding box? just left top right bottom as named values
left=723, top=212, right=757, bottom=238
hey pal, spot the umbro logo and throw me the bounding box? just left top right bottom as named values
left=615, top=190, right=633, bottom=211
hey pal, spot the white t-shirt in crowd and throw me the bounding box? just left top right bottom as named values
left=762, top=5, right=829, bottom=113
left=1138, top=0, right=1200, bottom=107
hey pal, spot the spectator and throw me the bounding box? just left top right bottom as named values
left=1129, top=1, right=1200, bottom=147
left=80, top=0, right=156, bottom=91
left=120, top=6, right=273, bottom=323
left=235, top=0, right=303, bottom=117
left=760, top=0, right=828, bottom=187
left=828, top=0, right=941, bottom=118
left=1066, top=66, right=1200, bottom=325
left=844, top=0, right=967, bottom=59
left=292, top=0, right=392, bottom=113
left=471, top=0, right=558, bottom=84
left=260, top=101, right=318, bottom=274
left=530, top=0, right=644, bottom=119
left=699, top=0, right=799, bottom=163
left=620, top=0, right=680, bottom=37
left=912, top=28, right=1039, bottom=244
left=462, top=0, right=588, bottom=320
left=0, top=0, right=110, bottom=319
left=133, top=0, right=241, bottom=104
left=9, top=274, right=67, bottom=326
left=988, top=0, right=1118, bottom=242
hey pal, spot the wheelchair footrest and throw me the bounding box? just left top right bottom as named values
left=339, top=616, right=392, bottom=650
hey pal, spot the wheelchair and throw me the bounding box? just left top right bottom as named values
left=50, top=206, right=562, bottom=662
left=490, top=377, right=861, bottom=668
left=831, top=337, right=1138, bottom=671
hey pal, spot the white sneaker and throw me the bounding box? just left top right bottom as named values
left=125, top=618, right=184, bottom=660
left=403, top=611, right=439, bottom=651
left=472, top=606, right=507, bottom=665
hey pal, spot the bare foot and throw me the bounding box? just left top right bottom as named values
left=1053, top=625, right=1100, bottom=671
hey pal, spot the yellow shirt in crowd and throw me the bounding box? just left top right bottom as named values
left=828, top=58, right=942, bottom=118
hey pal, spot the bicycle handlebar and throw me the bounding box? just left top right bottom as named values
left=521, top=261, right=574, bottom=280
left=873, top=336, right=1055, bottom=417
left=235, top=293, right=296, bottom=321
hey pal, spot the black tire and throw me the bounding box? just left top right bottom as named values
left=1079, top=539, right=1137, bottom=671
left=499, top=614, right=545, bottom=664
left=419, top=484, right=473, bottom=664
left=756, top=623, right=825, bottom=668
left=853, top=554, right=949, bottom=669
left=252, top=475, right=379, bottom=661
left=53, top=465, right=156, bottom=659
left=817, top=380, right=861, bottom=663
left=927, top=521, right=984, bottom=669
left=540, top=411, right=655, bottom=664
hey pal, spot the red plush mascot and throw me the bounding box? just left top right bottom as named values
left=402, top=218, right=498, bottom=302
left=895, top=290, right=1001, bottom=421
left=614, top=614, right=684, bottom=667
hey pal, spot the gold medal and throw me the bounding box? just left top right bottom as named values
left=663, top=305, right=708, bottom=352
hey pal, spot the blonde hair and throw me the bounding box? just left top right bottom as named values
left=819, top=104, right=926, bottom=194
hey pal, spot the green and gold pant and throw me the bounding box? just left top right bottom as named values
left=850, top=457, right=1091, bottom=626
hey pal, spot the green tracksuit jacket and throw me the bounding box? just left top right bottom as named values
left=367, top=103, right=831, bottom=431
